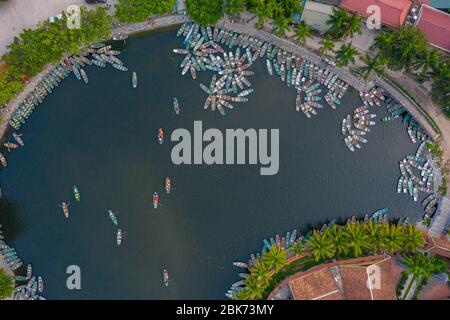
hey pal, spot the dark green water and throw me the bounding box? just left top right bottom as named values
left=0, top=28, right=424, bottom=299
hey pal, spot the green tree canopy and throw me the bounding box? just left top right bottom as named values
left=306, top=230, right=335, bottom=261
left=374, top=25, right=427, bottom=71
left=430, top=60, right=450, bottom=115
left=186, top=0, right=224, bottom=26
left=344, top=222, right=368, bottom=257
left=273, top=16, right=292, bottom=37
left=0, top=269, right=14, bottom=300
left=319, top=39, right=335, bottom=56
left=263, top=245, right=287, bottom=273
left=335, top=42, right=358, bottom=67
left=294, top=21, right=312, bottom=44
left=401, top=253, right=448, bottom=281
left=5, top=7, right=112, bottom=77
left=359, top=54, right=386, bottom=80
left=115, top=0, right=176, bottom=23
left=226, top=0, right=247, bottom=20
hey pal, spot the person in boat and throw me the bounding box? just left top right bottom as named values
left=157, top=128, right=164, bottom=143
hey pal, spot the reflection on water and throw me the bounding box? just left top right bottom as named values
left=0, top=197, right=24, bottom=241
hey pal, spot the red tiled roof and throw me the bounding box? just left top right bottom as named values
left=288, top=265, right=342, bottom=300
left=416, top=4, right=450, bottom=52
left=340, top=258, right=397, bottom=300
left=422, top=229, right=450, bottom=258
left=288, top=255, right=397, bottom=300
left=340, top=0, right=413, bottom=27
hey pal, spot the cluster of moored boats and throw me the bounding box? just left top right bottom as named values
left=406, top=118, right=428, bottom=144
left=0, top=225, right=46, bottom=300
left=228, top=208, right=401, bottom=299
left=0, top=133, right=24, bottom=168
left=175, top=23, right=256, bottom=116
left=174, top=23, right=350, bottom=117
left=341, top=105, right=375, bottom=152
left=9, top=44, right=126, bottom=132
left=340, top=86, right=390, bottom=152
left=397, top=141, right=435, bottom=208
left=266, top=52, right=348, bottom=118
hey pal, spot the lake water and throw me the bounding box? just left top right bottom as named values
left=0, top=28, right=424, bottom=299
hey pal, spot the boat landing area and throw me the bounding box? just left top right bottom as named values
left=216, top=21, right=372, bottom=93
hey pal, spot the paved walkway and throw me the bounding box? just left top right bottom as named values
left=0, top=0, right=116, bottom=57
left=429, top=196, right=450, bottom=237
left=377, top=78, right=439, bottom=140
left=218, top=20, right=371, bottom=92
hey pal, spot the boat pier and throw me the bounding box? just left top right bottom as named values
left=216, top=21, right=371, bottom=93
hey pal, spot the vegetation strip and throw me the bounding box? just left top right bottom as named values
left=230, top=220, right=425, bottom=300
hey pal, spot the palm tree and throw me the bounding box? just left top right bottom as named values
left=344, top=13, right=363, bottom=38
left=328, top=224, right=349, bottom=257
left=0, top=269, right=14, bottom=300
left=359, top=54, right=386, bottom=80
left=273, top=16, right=291, bottom=37
left=263, top=245, right=287, bottom=273
left=344, top=222, right=369, bottom=257
left=232, top=289, right=249, bottom=300
left=306, top=230, right=335, bottom=261
left=401, top=224, right=425, bottom=253
left=227, top=0, right=246, bottom=21
left=415, top=49, right=441, bottom=77
left=326, top=7, right=349, bottom=39
left=401, top=253, right=448, bottom=282
left=319, top=39, right=335, bottom=56
left=242, top=274, right=266, bottom=300
left=364, top=221, right=385, bottom=253
left=374, top=31, right=394, bottom=54
left=254, top=0, right=268, bottom=29
left=249, top=260, right=271, bottom=288
left=383, top=224, right=404, bottom=254
left=294, top=21, right=312, bottom=44
left=335, top=43, right=359, bottom=67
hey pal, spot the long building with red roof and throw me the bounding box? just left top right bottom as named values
left=339, top=0, right=413, bottom=28
left=415, top=4, right=450, bottom=52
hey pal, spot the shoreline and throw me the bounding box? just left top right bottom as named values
left=1, top=14, right=439, bottom=141
left=0, top=14, right=189, bottom=141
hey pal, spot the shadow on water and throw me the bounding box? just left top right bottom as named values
left=0, top=196, right=24, bottom=241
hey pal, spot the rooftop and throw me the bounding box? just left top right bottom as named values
left=287, top=255, right=398, bottom=300
left=288, top=265, right=342, bottom=300
left=422, top=229, right=450, bottom=258
left=340, top=0, right=413, bottom=27
left=416, top=4, right=450, bottom=52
